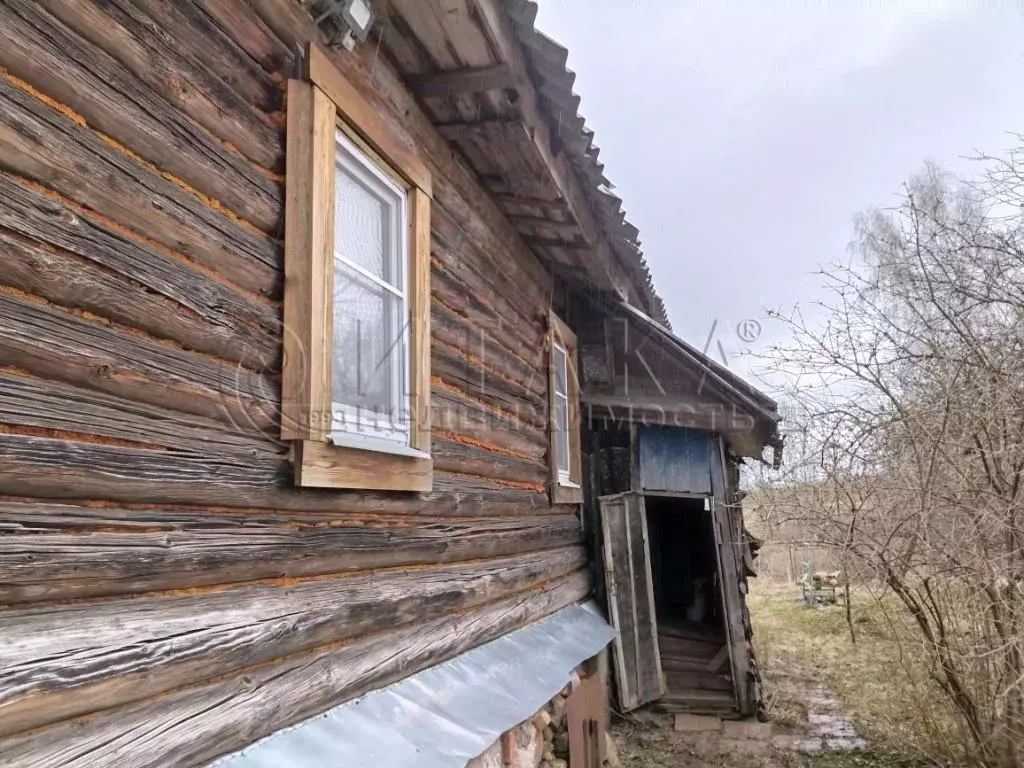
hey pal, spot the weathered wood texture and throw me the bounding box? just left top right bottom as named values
left=710, top=435, right=751, bottom=716
left=0, top=0, right=282, bottom=233
left=1, top=547, right=586, bottom=736
left=0, top=506, right=582, bottom=603
left=0, top=572, right=591, bottom=768
left=0, top=0, right=581, bottom=763
left=600, top=491, right=665, bottom=711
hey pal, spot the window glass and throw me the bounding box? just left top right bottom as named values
left=554, top=344, right=570, bottom=477
left=336, top=168, right=386, bottom=278
left=331, top=130, right=409, bottom=445
left=554, top=343, right=567, bottom=396
left=332, top=262, right=394, bottom=413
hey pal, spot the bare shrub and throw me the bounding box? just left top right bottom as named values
left=755, top=148, right=1024, bottom=767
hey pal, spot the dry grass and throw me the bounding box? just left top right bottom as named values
left=612, top=717, right=921, bottom=768
left=611, top=583, right=951, bottom=767
left=750, top=582, right=959, bottom=762
left=612, top=718, right=790, bottom=768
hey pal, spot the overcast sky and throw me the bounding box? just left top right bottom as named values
left=533, top=1, right=1024, bottom=380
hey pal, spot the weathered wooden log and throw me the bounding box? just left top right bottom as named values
left=0, top=173, right=279, bottom=336
left=0, top=292, right=277, bottom=430
left=431, top=204, right=549, bottom=344
left=0, top=432, right=560, bottom=515
left=0, top=0, right=282, bottom=234
left=432, top=434, right=547, bottom=487
left=98, top=0, right=284, bottom=112
left=36, top=0, right=282, bottom=168
left=428, top=175, right=551, bottom=314
left=432, top=341, right=547, bottom=429
left=244, top=0, right=316, bottom=54
left=0, top=74, right=280, bottom=296
left=0, top=500, right=582, bottom=603
left=0, top=366, right=551, bottom=499
left=431, top=295, right=546, bottom=399
left=0, top=372, right=278, bottom=456
left=0, top=230, right=278, bottom=370
left=0, top=547, right=586, bottom=736
left=432, top=384, right=548, bottom=459
left=0, top=571, right=590, bottom=767
left=192, top=0, right=296, bottom=75
left=432, top=261, right=544, bottom=362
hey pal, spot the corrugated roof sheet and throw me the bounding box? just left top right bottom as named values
left=504, top=0, right=671, bottom=327
left=211, top=602, right=614, bottom=768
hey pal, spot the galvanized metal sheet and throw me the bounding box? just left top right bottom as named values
left=212, top=602, right=613, bottom=768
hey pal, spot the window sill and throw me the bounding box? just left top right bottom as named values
left=551, top=481, right=583, bottom=506
left=295, top=440, right=432, bottom=491
left=329, top=430, right=430, bottom=460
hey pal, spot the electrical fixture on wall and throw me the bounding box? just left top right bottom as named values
left=309, top=0, right=376, bottom=51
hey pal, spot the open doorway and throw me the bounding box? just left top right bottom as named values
left=645, top=495, right=734, bottom=711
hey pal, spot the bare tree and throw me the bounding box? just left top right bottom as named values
left=757, top=153, right=1024, bottom=767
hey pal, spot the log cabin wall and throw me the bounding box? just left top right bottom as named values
left=0, top=1, right=590, bottom=765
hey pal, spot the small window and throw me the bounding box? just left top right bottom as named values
left=282, top=43, right=432, bottom=491
left=331, top=131, right=409, bottom=451
left=549, top=312, right=583, bottom=504
left=553, top=343, right=571, bottom=483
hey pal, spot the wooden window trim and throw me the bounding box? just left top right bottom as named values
left=549, top=312, right=583, bottom=504
left=282, top=43, right=432, bottom=491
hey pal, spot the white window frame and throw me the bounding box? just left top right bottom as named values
left=553, top=342, right=573, bottom=485
left=548, top=312, right=582, bottom=503
left=329, top=130, right=417, bottom=456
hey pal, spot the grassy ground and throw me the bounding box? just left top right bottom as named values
left=612, top=717, right=920, bottom=768
left=750, top=582, right=955, bottom=758
left=611, top=582, right=945, bottom=768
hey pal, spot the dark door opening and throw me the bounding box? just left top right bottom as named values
left=645, top=495, right=735, bottom=712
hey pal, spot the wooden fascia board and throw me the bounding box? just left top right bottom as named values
left=582, top=392, right=759, bottom=434
left=471, top=0, right=639, bottom=303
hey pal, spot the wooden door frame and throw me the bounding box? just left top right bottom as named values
left=709, top=435, right=752, bottom=715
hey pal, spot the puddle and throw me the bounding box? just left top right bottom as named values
left=796, top=683, right=869, bottom=751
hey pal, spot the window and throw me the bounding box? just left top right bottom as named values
left=282, top=43, right=432, bottom=491
left=549, top=312, right=582, bottom=504
left=553, top=343, right=571, bottom=483
left=331, top=131, right=409, bottom=451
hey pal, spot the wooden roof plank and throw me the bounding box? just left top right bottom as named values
left=411, top=63, right=515, bottom=97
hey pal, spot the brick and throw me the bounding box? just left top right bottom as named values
left=500, top=730, right=517, bottom=765
left=721, top=719, right=773, bottom=741
left=673, top=714, right=722, bottom=733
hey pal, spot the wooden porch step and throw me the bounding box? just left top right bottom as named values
left=660, top=654, right=730, bottom=674
left=657, top=633, right=726, bottom=659
left=665, top=670, right=733, bottom=692
left=657, top=622, right=726, bottom=644
left=653, top=689, right=738, bottom=716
